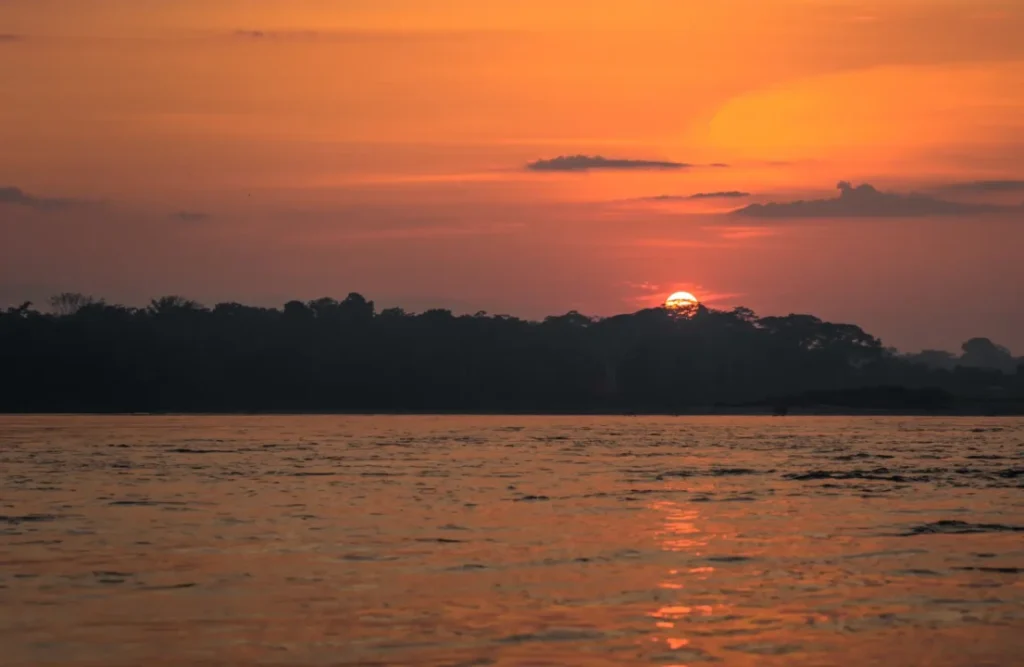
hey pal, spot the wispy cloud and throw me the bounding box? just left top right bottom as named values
left=0, top=186, right=83, bottom=211
left=713, top=226, right=777, bottom=240
left=628, top=238, right=727, bottom=249
left=331, top=223, right=523, bottom=242
left=625, top=281, right=663, bottom=293
left=0, top=34, right=24, bottom=43
left=228, top=29, right=512, bottom=43
left=527, top=155, right=691, bottom=172
left=689, top=191, right=750, bottom=200
left=733, top=181, right=1017, bottom=219
left=637, top=191, right=751, bottom=202
left=233, top=29, right=319, bottom=40
left=696, top=291, right=745, bottom=305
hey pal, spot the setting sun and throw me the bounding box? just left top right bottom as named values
left=665, top=291, right=700, bottom=310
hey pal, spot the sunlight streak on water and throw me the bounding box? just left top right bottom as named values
left=0, top=415, right=1021, bottom=665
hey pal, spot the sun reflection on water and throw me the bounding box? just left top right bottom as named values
left=645, top=499, right=726, bottom=659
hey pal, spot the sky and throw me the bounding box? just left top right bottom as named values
left=1, top=0, right=1023, bottom=352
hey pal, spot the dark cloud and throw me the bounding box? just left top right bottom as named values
left=0, top=34, right=25, bottom=42
left=230, top=29, right=524, bottom=44
left=173, top=211, right=210, bottom=223
left=233, top=29, right=320, bottom=40
left=688, top=191, right=750, bottom=200
left=636, top=191, right=751, bottom=202
left=527, top=155, right=691, bottom=172
left=732, top=181, right=1016, bottom=219
left=936, top=180, right=1024, bottom=194
left=0, top=186, right=80, bottom=211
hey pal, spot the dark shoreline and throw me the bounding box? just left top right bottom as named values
left=5, top=296, right=1022, bottom=420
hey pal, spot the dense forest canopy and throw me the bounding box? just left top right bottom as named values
left=2, top=293, right=1022, bottom=413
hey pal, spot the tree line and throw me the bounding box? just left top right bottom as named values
left=1, top=293, right=1021, bottom=413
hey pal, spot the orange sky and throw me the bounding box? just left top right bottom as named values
left=1, top=0, right=1023, bottom=350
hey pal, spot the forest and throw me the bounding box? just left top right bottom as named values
left=1, top=293, right=1022, bottom=414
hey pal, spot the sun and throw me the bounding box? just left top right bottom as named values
left=665, top=291, right=699, bottom=308
left=665, top=291, right=700, bottom=313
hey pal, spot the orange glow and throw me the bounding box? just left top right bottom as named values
left=0, top=1, right=1022, bottom=350
left=665, top=292, right=700, bottom=311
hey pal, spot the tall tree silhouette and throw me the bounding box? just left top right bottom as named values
left=0, top=294, right=1020, bottom=413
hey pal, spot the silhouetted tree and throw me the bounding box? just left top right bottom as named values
left=904, top=349, right=958, bottom=370
left=49, top=292, right=101, bottom=316
left=5, top=301, right=33, bottom=318
left=0, top=293, right=1020, bottom=413
left=960, top=337, right=1016, bottom=373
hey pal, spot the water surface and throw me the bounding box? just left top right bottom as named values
left=1, top=416, right=1022, bottom=666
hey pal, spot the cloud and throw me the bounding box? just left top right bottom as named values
left=234, top=29, right=450, bottom=42
left=713, top=226, right=778, bottom=240
left=233, top=30, right=318, bottom=39
left=230, top=28, right=525, bottom=44
left=625, top=281, right=663, bottom=293
left=936, top=180, right=1024, bottom=194
left=173, top=211, right=210, bottom=222
left=691, top=191, right=750, bottom=199
left=0, top=186, right=81, bottom=211
left=526, top=155, right=691, bottom=172
left=629, top=238, right=727, bottom=249
left=732, top=181, right=1017, bottom=219
left=640, top=191, right=750, bottom=201
left=0, top=34, right=24, bottom=42
left=337, top=222, right=522, bottom=241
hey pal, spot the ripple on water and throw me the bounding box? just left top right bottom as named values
left=0, top=514, right=63, bottom=524
left=0, top=415, right=1022, bottom=667
left=901, top=520, right=1024, bottom=536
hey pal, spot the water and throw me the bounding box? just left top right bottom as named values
left=1, top=416, right=1021, bottom=666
